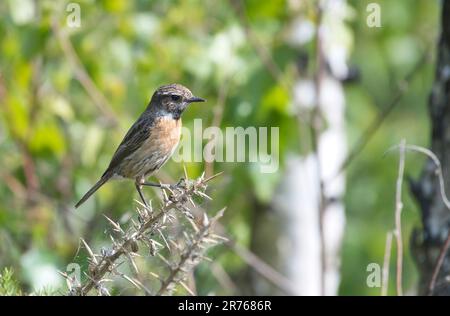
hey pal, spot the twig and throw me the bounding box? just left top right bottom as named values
left=428, top=232, right=450, bottom=295
left=394, top=139, right=406, bottom=296
left=381, top=231, right=393, bottom=296
left=385, top=144, right=450, bottom=210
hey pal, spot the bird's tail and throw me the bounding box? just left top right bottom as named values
left=75, top=176, right=109, bottom=208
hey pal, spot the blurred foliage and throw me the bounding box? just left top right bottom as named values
left=0, top=0, right=441, bottom=295
left=0, top=268, right=22, bottom=295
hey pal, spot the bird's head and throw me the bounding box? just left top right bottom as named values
left=150, top=83, right=205, bottom=119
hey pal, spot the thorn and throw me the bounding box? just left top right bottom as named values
left=121, top=274, right=142, bottom=290
left=188, top=218, right=200, bottom=233
left=151, top=239, right=164, bottom=249
left=162, top=188, right=169, bottom=202
left=212, top=207, right=226, bottom=222
left=196, top=191, right=212, bottom=201
left=135, top=199, right=146, bottom=208
left=157, top=253, right=172, bottom=268
left=183, top=165, right=189, bottom=180
left=211, top=233, right=229, bottom=242
left=125, top=252, right=139, bottom=275
left=200, top=255, right=213, bottom=262
left=204, top=171, right=224, bottom=183
left=57, top=270, right=69, bottom=279
left=202, top=212, right=210, bottom=227
left=183, top=231, right=192, bottom=244
left=149, top=271, right=162, bottom=281
left=202, top=237, right=219, bottom=244
left=109, top=235, right=118, bottom=247
left=179, top=281, right=195, bottom=296
left=103, top=215, right=123, bottom=233
left=80, top=238, right=98, bottom=264
left=158, top=229, right=171, bottom=252
left=188, top=197, right=196, bottom=208
left=169, top=239, right=180, bottom=250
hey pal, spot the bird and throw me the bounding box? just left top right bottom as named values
left=75, top=83, right=205, bottom=208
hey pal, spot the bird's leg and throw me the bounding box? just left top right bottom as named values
left=134, top=180, right=149, bottom=207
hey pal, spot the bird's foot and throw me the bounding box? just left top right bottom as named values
left=142, top=182, right=176, bottom=190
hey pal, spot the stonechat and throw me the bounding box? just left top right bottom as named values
left=75, top=83, right=205, bottom=208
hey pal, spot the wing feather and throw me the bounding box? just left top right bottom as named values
left=102, top=114, right=154, bottom=177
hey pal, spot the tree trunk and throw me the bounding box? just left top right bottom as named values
left=410, top=0, right=450, bottom=296
left=269, top=0, right=351, bottom=295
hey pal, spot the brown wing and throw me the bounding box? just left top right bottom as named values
left=102, top=114, right=154, bottom=178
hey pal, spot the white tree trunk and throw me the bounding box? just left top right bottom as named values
left=273, top=0, right=351, bottom=295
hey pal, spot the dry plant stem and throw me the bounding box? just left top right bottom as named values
left=401, top=145, right=450, bottom=209
left=394, top=139, right=406, bottom=296
left=381, top=231, right=393, bottom=296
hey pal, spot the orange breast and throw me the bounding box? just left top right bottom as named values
left=119, top=116, right=182, bottom=178
left=144, top=116, right=181, bottom=154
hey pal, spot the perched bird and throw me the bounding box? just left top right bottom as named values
left=75, top=83, right=205, bottom=208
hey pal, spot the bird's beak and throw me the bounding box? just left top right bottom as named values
left=187, top=96, right=206, bottom=103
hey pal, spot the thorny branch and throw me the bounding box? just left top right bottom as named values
left=61, top=172, right=225, bottom=296
left=155, top=209, right=225, bottom=296
left=158, top=171, right=298, bottom=295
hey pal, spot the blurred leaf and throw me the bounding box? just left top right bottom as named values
left=8, top=0, right=35, bottom=25
left=260, top=85, right=290, bottom=117
left=0, top=268, right=22, bottom=295
left=29, top=121, right=65, bottom=156
left=249, top=163, right=280, bottom=203
left=20, top=248, right=62, bottom=293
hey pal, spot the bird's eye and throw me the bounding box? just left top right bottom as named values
left=171, top=95, right=181, bottom=101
